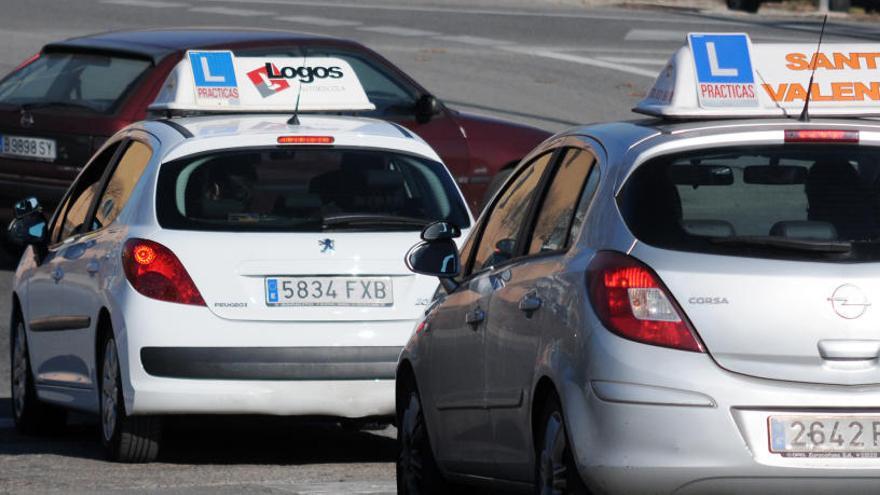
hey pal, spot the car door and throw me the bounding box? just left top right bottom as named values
left=484, top=145, right=602, bottom=481
left=427, top=150, right=555, bottom=476
left=26, top=140, right=124, bottom=390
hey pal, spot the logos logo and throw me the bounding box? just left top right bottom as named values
left=19, top=110, right=34, bottom=128
left=828, top=284, right=871, bottom=319
left=247, top=64, right=290, bottom=98
left=688, top=33, right=758, bottom=108
left=188, top=51, right=239, bottom=101
left=263, top=63, right=343, bottom=83
left=319, top=238, right=335, bottom=253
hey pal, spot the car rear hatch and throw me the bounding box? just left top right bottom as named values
left=621, top=140, right=880, bottom=385
left=0, top=49, right=153, bottom=196
left=151, top=144, right=471, bottom=322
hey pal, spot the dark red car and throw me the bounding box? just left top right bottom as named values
left=0, top=28, right=550, bottom=218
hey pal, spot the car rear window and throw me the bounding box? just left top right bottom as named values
left=620, top=145, right=880, bottom=262
left=156, top=147, right=470, bottom=232
left=0, top=52, right=151, bottom=114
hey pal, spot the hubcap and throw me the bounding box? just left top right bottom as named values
left=101, top=341, right=119, bottom=442
left=11, top=322, right=28, bottom=420
left=539, top=411, right=568, bottom=495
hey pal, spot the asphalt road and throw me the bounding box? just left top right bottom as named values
left=1, top=0, right=879, bottom=493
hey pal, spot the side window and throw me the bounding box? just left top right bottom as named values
left=52, top=142, right=121, bottom=244
left=527, top=148, right=597, bottom=255
left=93, top=141, right=152, bottom=230
left=471, top=153, right=554, bottom=273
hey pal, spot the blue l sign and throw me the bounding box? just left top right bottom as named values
left=689, top=33, right=754, bottom=84
left=189, top=51, right=237, bottom=87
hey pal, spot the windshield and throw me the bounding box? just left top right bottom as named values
left=0, top=52, right=151, bottom=114
left=620, top=145, right=880, bottom=262
left=156, top=147, right=470, bottom=232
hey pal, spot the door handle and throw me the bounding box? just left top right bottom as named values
left=52, top=267, right=64, bottom=282
left=519, top=293, right=542, bottom=314
left=465, top=308, right=486, bottom=326
left=87, top=259, right=100, bottom=274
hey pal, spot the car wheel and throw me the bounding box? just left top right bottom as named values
left=397, top=388, right=446, bottom=494
left=10, top=314, right=66, bottom=434
left=99, top=334, right=161, bottom=463
left=535, top=396, right=589, bottom=495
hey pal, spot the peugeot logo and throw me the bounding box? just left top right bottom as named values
left=318, top=238, right=335, bottom=253
left=19, top=110, right=34, bottom=128
left=828, top=284, right=871, bottom=319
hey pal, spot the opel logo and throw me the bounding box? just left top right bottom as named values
left=318, top=238, right=335, bottom=253
left=19, top=110, right=34, bottom=128
left=828, top=284, right=871, bottom=319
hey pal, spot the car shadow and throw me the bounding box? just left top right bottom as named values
left=0, top=398, right=397, bottom=465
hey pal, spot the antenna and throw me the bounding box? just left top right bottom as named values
left=799, top=14, right=829, bottom=122
left=288, top=50, right=308, bottom=126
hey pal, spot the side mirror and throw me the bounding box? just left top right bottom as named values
left=405, top=238, right=460, bottom=292
left=14, top=196, right=40, bottom=219
left=8, top=210, right=47, bottom=247
left=421, top=221, right=461, bottom=241
left=414, top=94, right=441, bottom=124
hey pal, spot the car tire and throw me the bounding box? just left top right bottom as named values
left=726, top=0, right=760, bottom=12
left=10, top=314, right=67, bottom=435
left=535, top=395, right=590, bottom=495
left=397, top=388, right=446, bottom=494
left=99, top=334, right=161, bottom=463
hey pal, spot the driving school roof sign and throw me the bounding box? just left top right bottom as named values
left=150, top=51, right=376, bottom=113
left=636, top=33, right=880, bottom=118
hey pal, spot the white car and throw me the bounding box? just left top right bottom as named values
left=8, top=59, right=472, bottom=461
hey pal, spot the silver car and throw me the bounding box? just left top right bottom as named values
left=395, top=120, right=880, bottom=493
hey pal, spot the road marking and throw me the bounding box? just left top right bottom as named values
left=101, top=0, right=187, bottom=6
left=435, top=35, right=513, bottom=46
left=0, top=418, right=14, bottom=429
left=189, top=6, right=272, bottom=16
left=357, top=26, right=438, bottom=37
left=278, top=15, right=361, bottom=27
left=595, top=56, right=668, bottom=66
left=502, top=46, right=658, bottom=78
left=192, top=0, right=741, bottom=25
left=625, top=29, right=688, bottom=42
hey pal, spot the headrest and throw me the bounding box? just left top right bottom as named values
left=366, top=170, right=404, bottom=189
left=681, top=219, right=735, bottom=238
left=770, top=220, right=838, bottom=241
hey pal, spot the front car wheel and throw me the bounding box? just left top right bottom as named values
left=397, top=389, right=446, bottom=494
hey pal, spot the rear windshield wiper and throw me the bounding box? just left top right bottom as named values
left=708, top=235, right=852, bottom=253
left=19, top=101, right=100, bottom=113
left=321, top=214, right=430, bottom=229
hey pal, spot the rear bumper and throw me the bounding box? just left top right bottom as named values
left=140, top=346, right=400, bottom=380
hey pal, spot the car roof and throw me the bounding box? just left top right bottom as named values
left=147, top=114, right=440, bottom=163
left=43, top=28, right=344, bottom=64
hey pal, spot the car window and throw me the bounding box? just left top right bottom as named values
left=528, top=148, right=597, bottom=255
left=233, top=46, right=418, bottom=118
left=93, top=141, right=152, bottom=230
left=620, top=145, right=880, bottom=262
left=471, top=153, right=553, bottom=273
left=156, top=147, right=470, bottom=232
left=0, top=52, right=150, bottom=114
left=53, top=142, right=122, bottom=243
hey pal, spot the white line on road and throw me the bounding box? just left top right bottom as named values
left=189, top=6, right=273, bottom=16
left=357, top=26, right=438, bottom=37
left=277, top=15, right=361, bottom=27
left=101, top=0, right=187, bottom=7
left=502, top=46, right=658, bottom=78
left=625, top=29, right=688, bottom=42
left=596, top=56, right=668, bottom=66
left=0, top=418, right=13, bottom=429
left=435, top=35, right=513, bottom=46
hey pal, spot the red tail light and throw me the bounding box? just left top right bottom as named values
left=587, top=251, right=703, bottom=352
left=784, top=129, right=859, bottom=143
left=277, top=136, right=334, bottom=144
left=122, top=239, right=205, bottom=306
